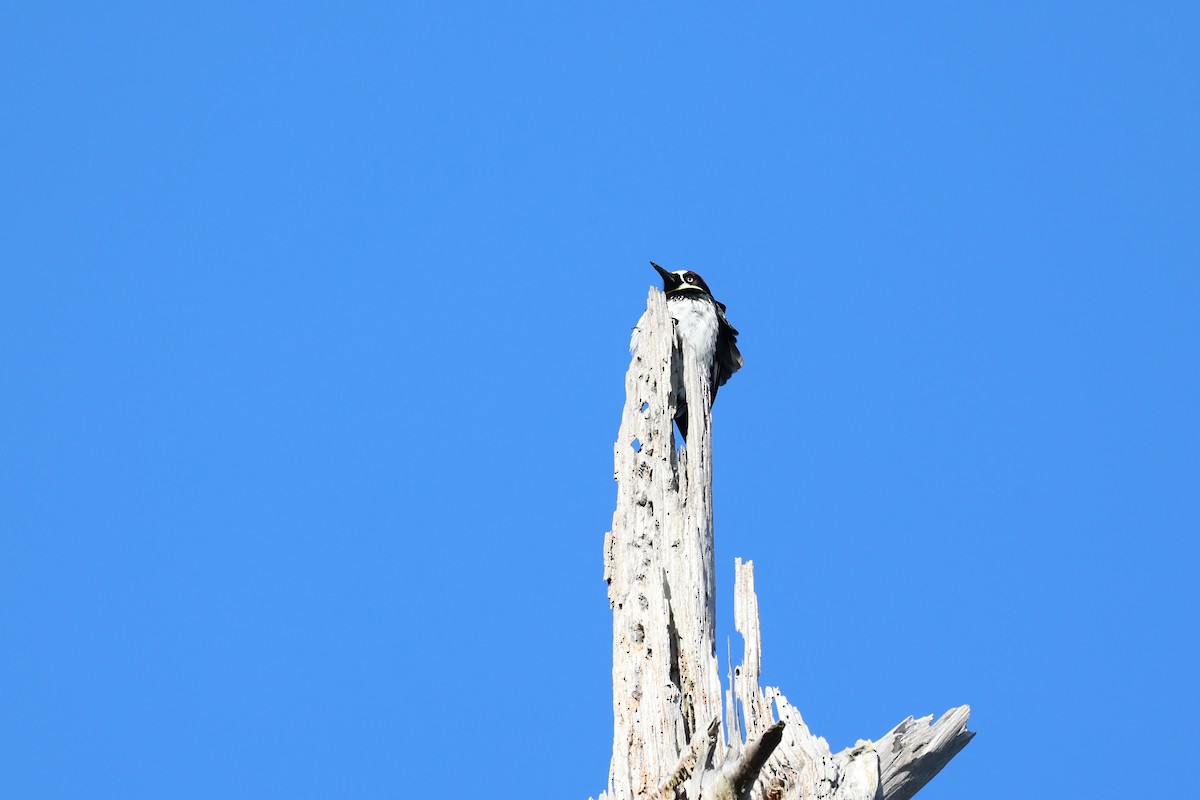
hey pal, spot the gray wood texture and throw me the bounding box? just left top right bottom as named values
left=597, top=290, right=973, bottom=800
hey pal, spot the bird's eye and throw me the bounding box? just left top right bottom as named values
left=685, top=275, right=694, bottom=283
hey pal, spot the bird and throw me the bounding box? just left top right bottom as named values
left=631, top=261, right=742, bottom=441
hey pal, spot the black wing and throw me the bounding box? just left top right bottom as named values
left=711, top=303, right=743, bottom=402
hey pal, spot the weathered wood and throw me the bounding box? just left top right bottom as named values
left=728, top=558, right=973, bottom=800
left=603, top=289, right=723, bottom=800
left=874, top=708, right=975, bottom=800
left=596, top=290, right=973, bottom=800
left=659, top=717, right=721, bottom=800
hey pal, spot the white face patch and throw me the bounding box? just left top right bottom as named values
left=670, top=271, right=706, bottom=294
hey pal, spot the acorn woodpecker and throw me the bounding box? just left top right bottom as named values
left=631, top=261, right=743, bottom=440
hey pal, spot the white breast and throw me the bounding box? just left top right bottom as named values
left=629, top=296, right=719, bottom=364
left=629, top=296, right=721, bottom=431
left=668, top=296, right=719, bottom=366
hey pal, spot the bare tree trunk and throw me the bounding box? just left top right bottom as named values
left=596, top=290, right=973, bottom=800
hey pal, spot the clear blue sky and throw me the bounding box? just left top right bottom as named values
left=3, top=3, right=1197, bottom=798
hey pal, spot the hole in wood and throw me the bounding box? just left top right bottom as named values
left=640, top=402, right=649, bottom=413
left=631, top=437, right=642, bottom=453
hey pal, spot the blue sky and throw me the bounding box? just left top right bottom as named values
left=3, top=3, right=1197, bottom=798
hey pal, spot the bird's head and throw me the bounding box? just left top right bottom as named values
left=651, top=261, right=713, bottom=297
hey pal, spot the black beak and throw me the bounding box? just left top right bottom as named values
left=651, top=261, right=680, bottom=291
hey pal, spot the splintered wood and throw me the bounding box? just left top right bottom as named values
left=598, top=290, right=973, bottom=800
